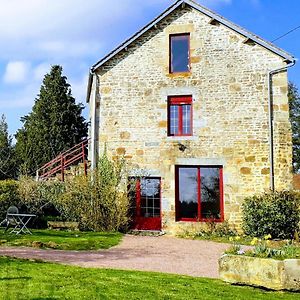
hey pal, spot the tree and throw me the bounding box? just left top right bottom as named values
left=0, top=114, right=17, bottom=179
left=16, top=65, right=88, bottom=175
left=288, top=82, right=300, bottom=173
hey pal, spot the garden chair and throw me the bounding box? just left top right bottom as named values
left=0, top=206, right=20, bottom=232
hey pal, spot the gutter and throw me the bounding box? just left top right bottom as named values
left=268, top=59, right=296, bottom=191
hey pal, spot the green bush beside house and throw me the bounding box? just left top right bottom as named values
left=242, top=191, right=300, bottom=239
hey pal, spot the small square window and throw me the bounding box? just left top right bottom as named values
left=170, top=33, right=190, bottom=73
left=168, top=96, right=192, bottom=136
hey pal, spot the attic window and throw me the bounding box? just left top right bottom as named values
left=170, top=33, right=190, bottom=73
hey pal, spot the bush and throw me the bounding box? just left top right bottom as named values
left=18, top=176, right=64, bottom=214
left=242, top=191, right=300, bottom=239
left=56, top=153, right=130, bottom=231
left=18, top=177, right=65, bottom=228
left=0, top=180, right=20, bottom=219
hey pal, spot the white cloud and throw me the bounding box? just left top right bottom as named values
left=70, top=75, right=89, bottom=104
left=33, top=63, right=51, bottom=81
left=3, top=61, right=30, bottom=84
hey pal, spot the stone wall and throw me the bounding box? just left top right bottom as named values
left=92, top=6, right=292, bottom=233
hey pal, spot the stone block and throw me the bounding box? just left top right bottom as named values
left=219, top=254, right=300, bottom=291
left=116, top=147, right=126, bottom=155
left=120, top=131, right=131, bottom=139
left=240, top=167, right=251, bottom=175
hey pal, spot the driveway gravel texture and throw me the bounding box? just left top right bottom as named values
left=0, top=235, right=230, bottom=278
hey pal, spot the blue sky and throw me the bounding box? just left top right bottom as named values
left=1, top=0, right=299, bottom=137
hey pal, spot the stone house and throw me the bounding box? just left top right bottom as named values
left=86, top=0, right=295, bottom=233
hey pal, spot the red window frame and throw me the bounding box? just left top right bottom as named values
left=168, top=95, right=193, bottom=136
left=169, top=33, right=191, bottom=74
left=175, top=165, right=224, bottom=222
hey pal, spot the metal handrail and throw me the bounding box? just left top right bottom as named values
left=36, top=138, right=90, bottom=181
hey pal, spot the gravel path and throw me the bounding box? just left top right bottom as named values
left=0, top=235, right=230, bottom=278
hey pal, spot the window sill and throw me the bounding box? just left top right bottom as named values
left=176, top=218, right=223, bottom=223
left=165, top=136, right=197, bottom=141
left=167, top=72, right=191, bottom=78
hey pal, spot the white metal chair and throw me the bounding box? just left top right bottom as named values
left=0, top=206, right=20, bottom=231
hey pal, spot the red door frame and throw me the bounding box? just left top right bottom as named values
left=131, top=177, right=162, bottom=231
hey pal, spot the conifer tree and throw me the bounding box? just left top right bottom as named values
left=288, top=82, right=300, bottom=173
left=0, top=114, right=16, bottom=179
left=16, top=65, right=88, bottom=175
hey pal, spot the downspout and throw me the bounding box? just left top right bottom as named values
left=89, top=68, right=98, bottom=170
left=268, top=59, right=296, bottom=191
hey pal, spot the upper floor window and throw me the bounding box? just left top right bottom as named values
left=168, top=96, right=192, bottom=136
left=170, top=33, right=190, bottom=73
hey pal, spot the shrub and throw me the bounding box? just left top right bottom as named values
left=18, top=176, right=65, bottom=214
left=0, top=180, right=20, bottom=219
left=18, top=177, right=65, bottom=228
left=242, top=191, right=300, bottom=239
left=56, top=153, right=130, bottom=231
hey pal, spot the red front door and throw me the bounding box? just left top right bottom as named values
left=129, top=177, right=161, bottom=231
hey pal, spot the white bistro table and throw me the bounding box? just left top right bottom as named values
left=7, top=213, right=36, bottom=235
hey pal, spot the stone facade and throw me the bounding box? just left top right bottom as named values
left=88, top=5, right=293, bottom=233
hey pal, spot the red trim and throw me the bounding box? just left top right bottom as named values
left=136, top=180, right=141, bottom=217
left=168, top=95, right=193, bottom=137
left=219, top=168, right=224, bottom=222
left=175, top=166, right=180, bottom=221
left=169, top=33, right=191, bottom=74
left=175, top=165, right=224, bottom=223
left=197, top=167, right=201, bottom=221
left=178, top=105, right=183, bottom=135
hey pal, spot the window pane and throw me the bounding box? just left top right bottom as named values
left=169, top=105, right=179, bottom=135
left=182, top=104, right=191, bottom=135
left=171, top=35, right=189, bottom=73
left=178, top=168, right=198, bottom=219
left=140, top=178, right=160, bottom=218
left=200, top=168, right=221, bottom=219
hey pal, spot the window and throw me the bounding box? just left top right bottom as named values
left=170, top=33, right=190, bottom=73
left=175, top=166, right=224, bottom=222
left=168, top=96, right=192, bottom=136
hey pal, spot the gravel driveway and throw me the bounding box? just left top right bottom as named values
left=0, top=235, right=229, bottom=278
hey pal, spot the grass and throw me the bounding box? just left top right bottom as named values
left=0, top=257, right=298, bottom=300
left=0, top=229, right=122, bottom=250
left=180, top=232, right=300, bottom=248
left=179, top=232, right=300, bottom=259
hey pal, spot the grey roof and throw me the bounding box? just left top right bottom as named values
left=87, top=0, right=295, bottom=102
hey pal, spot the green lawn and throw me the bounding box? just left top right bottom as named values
left=0, top=257, right=298, bottom=300
left=0, top=229, right=122, bottom=250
